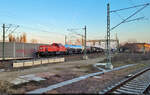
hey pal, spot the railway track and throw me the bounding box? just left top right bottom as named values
left=0, top=53, right=103, bottom=70
left=99, top=67, right=150, bottom=95
left=0, top=52, right=103, bottom=62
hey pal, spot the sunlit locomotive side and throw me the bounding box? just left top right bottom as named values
left=38, top=43, right=67, bottom=56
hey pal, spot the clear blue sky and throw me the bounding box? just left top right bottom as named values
left=0, top=0, right=150, bottom=44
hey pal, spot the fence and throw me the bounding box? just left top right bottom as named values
left=0, top=42, right=47, bottom=59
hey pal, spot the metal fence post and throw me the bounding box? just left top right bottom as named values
left=13, top=42, right=16, bottom=58
left=22, top=43, right=24, bottom=58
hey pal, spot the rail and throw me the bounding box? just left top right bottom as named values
left=99, top=67, right=150, bottom=94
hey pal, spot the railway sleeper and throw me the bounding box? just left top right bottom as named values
left=110, top=70, right=150, bottom=94
left=130, top=78, right=149, bottom=82
left=132, top=78, right=149, bottom=82
left=135, top=78, right=150, bottom=82
left=112, top=91, right=122, bottom=94
left=129, top=82, right=148, bottom=85
left=119, top=87, right=144, bottom=93
left=125, top=84, right=147, bottom=88
left=127, top=81, right=146, bottom=85
left=123, top=85, right=146, bottom=90
left=115, top=89, right=141, bottom=94
left=127, top=82, right=148, bottom=86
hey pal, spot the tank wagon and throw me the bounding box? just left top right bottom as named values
left=89, top=46, right=104, bottom=53
left=64, top=44, right=83, bottom=54
left=37, top=43, right=104, bottom=57
left=64, top=45, right=104, bottom=54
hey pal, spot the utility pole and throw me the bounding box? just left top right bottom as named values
left=104, top=3, right=149, bottom=69
left=1, top=24, right=19, bottom=61
left=143, top=43, right=146, bottom=55
left=105, top=3, right=113, bottom=69
left=65, top=35, right=67, bottom=45
left=2, top=24, right=5, bottom=61
left=67, top=25, right=88, bottom=60
left=67, top=26, right=88, bottom=60
left=82, top=35, right=84, bottom=46
left=83, top=25, right=88, bottom=60
left=116, top=33, right=120, bottom=52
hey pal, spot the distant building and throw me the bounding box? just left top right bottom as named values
left=87, top=40, right=118, bottom=50
left=119, top=43, right=150, bottom=53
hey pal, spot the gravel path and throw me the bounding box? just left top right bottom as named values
left=0, top=56, right=105, bottom=82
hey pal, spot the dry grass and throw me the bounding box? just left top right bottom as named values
left=112, top=53, right=150, bottom=62
left=0, top=81, right=17, bottom=94
left=73, top=64, right=99, bottom=73
left=98, top=53, right=150, bottom=68
left=113, top=63, right=149, bottom=77
left=112, top=53, right=150, bottom=67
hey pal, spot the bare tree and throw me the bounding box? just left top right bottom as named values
left=22, top=33, right=27, bottom=43
left=8, top=34, right=16, bottom=42
left=31, top=39, right=38, bottom=43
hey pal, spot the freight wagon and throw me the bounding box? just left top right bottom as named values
left=37, top=43, right=104, bottom=57
left=64, top=44, right=83, bottom=54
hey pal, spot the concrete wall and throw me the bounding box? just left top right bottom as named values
left=0, top=42, right=47, bottom=58
left=13, top=58, right=65, bottom=68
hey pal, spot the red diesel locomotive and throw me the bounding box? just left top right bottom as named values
left=38, top=43, right=66, bottom=56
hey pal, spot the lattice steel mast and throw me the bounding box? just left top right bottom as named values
left=106, top=3, right=113, bottom=69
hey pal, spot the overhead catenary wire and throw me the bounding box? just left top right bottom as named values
left=0, top=22, right=67, bottom=37
left=114, top=12, right=125, bottom=21
left=110, top=3, right=150, bottom=13
left=124, top=16, right=145, bottom=23
left=110, top=3, right=150, bottom=31
left=1, top=24, right=20, bottom=38
left=19, top=25, right=66, bottom=36
left=0, top=23, right=67, bottom=43
left=5, top=24, right=12, bottom=33
left=127, top=0, right=146, bottom=21
left=0, top=24, right=58, bottom=43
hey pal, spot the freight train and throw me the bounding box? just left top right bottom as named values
left=37, top=43, right=104, bottom=57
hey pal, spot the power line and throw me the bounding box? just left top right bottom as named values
left=114, top=12, right=125, bottom=21
left=67, top=26, right=88, bottom=60
left=19, top=25, right=66, bottom=36
left=110, top=3, right=150, bottom=31
left=110, top=3, right=150, bottom=13
left=1, top=23, right=19, bottom=61
left=5, top=24, right=12, bottom=32
left=124, top=16, right=145, bottom=23
left=4, top=24, right=20, bottom=38
left=0, top=22, right=66, bottom=37
left=127, top=0, right=146, bottom=21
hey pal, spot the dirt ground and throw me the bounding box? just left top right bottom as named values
left=0, top=56, right=105, bottom=82
left=0, top=53, right=150, bottom=94
left=0, top=56, right=105, bottom=93
left=47, top=61, right=150, bottom=94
